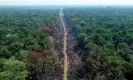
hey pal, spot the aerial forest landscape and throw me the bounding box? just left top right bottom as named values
left=0, top=1, right=133, bottom=80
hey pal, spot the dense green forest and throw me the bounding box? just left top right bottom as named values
left=0, top=7, right=58, bottom=80
left=1, top=6, right=133, bottom=80
left=64, top=7, right=133, bottom=80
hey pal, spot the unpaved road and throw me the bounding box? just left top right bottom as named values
left=59, top=9, right=68, bottom=80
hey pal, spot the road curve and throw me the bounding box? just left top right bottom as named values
left=59, top=9, right=68, bottom=80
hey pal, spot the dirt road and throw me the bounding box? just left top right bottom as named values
left=59, top=9, right=68, bottom=80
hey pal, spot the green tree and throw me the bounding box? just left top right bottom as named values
left=85, top=42, right=99, bottom=57
left=92, top=34, right=106, bottom=46
left=0, top=57, right=29, bottom=80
